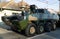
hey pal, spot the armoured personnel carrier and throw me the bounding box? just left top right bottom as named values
left=1, top=5, right=59, bottom=36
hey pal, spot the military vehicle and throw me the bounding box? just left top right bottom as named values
left=1, top=5, right=59, bottom=36
left=56, top=14, right=60, bottom=27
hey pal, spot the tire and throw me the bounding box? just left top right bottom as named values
left=1, top=16, right=10, bottom=25
left=37, top=23, right=44, bottom=34
left=11, top=26, right=17, bottom=31
left=44, top=22, right=51, bottom=32
left=51, top=23, right=56, bottom=31
left=25, top=23, right=36, bottom=36
left=1, top=16, right=5, bottom=22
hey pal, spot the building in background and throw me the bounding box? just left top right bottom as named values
left=18, top=0, right=30, bottom=10
left=0, top=0, right=30, bottom=11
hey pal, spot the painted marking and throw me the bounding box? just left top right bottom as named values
left=27, top=33, right=47, bottom=39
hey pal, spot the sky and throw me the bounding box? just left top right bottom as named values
left=6, top=0, right=59, bottom=11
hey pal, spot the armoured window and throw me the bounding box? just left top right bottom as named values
left=35, top=9, right=44, bottom=13
left=12, top=13, right=18, bottom=15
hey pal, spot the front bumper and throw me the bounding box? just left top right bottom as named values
left=11, top=20, right=22, bottom=31
left=1, top=16, right=12, bottom=26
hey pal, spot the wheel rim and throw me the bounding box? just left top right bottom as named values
left=30, top=27, right=35, bottom=34
left=40, top=26, right=44, bottom=32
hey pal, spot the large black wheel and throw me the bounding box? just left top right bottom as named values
left=37, top=23, right=44, bottom=34
left=44, top=22, right=51, bottom=32
left=1, top=16, right=11, bottom=25
left=1, top=16, right=6, bottom=22
left=51, top=23, right=56, bottom=31
left=11, top=26, right=18, bottom=32
left=25, top=23, right=36, bottom=36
